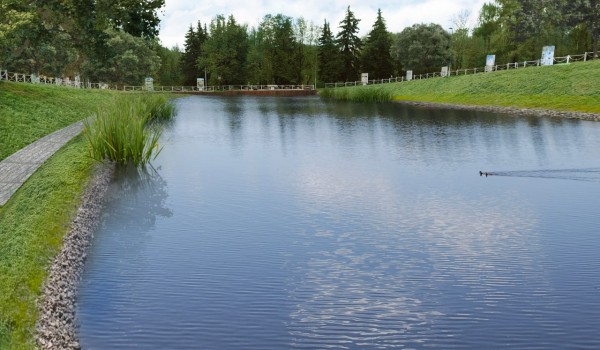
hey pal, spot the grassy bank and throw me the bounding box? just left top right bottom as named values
left=0, top=81, right=175, bottom=348
left=0, top=136, right=95, bottom=349
left=319, top=60, right=600, bottom=114
left=0, top=82, right=117, bottom=161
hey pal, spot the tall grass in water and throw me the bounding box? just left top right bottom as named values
left=319, top=86, right=394, bottom=102
left=84, top=94, right=175, bottom=167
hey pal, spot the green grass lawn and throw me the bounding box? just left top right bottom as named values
left=0, top=81, right=177, bottom=349
left=0, top=136, right=95, bottom=349
left=319, top=60, right=600, bottom=114
left=0, top=82, right=117, bottom=349
left=0, top=82, right=117, bottom=161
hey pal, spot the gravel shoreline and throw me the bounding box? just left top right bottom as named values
left=35, top=162, right=115, bottom=350
left=396, top=100, right=600, bottom=121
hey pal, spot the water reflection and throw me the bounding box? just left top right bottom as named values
left=78, top=96, right=600, bottom=349
left=77, top=165, right=172, bottom=349
left=288, top=158, right=555, bottom=347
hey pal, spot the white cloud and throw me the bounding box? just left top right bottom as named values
left=159, top=0, right=487, bottom=48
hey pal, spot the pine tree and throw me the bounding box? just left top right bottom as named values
left=361, top=9, right=393, bottom=79
left=181, top=21, right=206, bottom=85
left=336, top=6, right=361, bottom=81
left=318, top=20, right=343, bottom=83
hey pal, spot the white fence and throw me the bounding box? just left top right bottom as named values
left=0, top=69, right=315, bottom=92
left=325, top=51, right=597, bottom=88
left=123, top=84, right=315, bottom=92
left=0, top=70, right=120, bottom=90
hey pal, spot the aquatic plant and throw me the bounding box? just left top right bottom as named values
left=319, top=85, right=393, bottom=102
left=84, top=94, right=175, bottom=167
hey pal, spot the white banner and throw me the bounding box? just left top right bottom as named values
left=541, top=46, right=555, bottom=66
left=441, top=66, right=449, bottom=78
left=361, top=73, right=369, bottom=86
left=485, top=55, right=496, bottom=72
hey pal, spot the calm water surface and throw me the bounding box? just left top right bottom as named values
left=77, top=96, right=600, bottom=349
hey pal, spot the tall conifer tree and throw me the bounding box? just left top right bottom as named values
left=318, top=20, right=342, bottom=83
left=181, top=21, right=206, bottom=85
left=336, top=6, right=361, bottom=81
left=361, top=9, right=393, bottom=79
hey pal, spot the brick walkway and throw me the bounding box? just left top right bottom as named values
left=0, top=121, right=84, bottom=206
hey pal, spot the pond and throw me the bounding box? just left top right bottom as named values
left=77, top=96, right=600, bottom=349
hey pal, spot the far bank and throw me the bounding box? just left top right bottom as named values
left=319, top=60, right=600, bottom=120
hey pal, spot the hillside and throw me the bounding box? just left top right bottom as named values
left=319, top=60, right=600, bottom=114
left=0, top=82, right=117, bottom=161
left=0, top=82, right=116, bottom=349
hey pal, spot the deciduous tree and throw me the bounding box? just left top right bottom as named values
left=391, top=23, right=451, bottom=74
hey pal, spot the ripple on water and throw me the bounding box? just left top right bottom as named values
left=77, top=97, right=600, bottom=349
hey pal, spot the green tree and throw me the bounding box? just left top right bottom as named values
left=156, top=44, right=183, bottom=85
left=249, top=14, right=298, bottom=84
left=246, top=26, right=272, bottom=84
left=336, top=6, right=362, bottom=81
left=0, top=1, right=35, bottom=58
left=473, top=2, right=501, bottom=52
left=391, top=23, right=451, bottom=74
left=181, top=22, right=207, bottom=85
left=450, top=10, right=473, bottom=69
left=198, top=15, right=249, bottom=85
left=318, top=20, right=342, bottom=83
left=96, top=0, right=165, bottom=38
left=361, top=9, right=393, bottom=79
left=83, top=29, right=161, bottom=85
left=564, top=0, right=600, bottom=57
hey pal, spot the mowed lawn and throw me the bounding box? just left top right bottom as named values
left=320, top=59, right=600, bottom=114
left=0, top=82, right=116, bottom=349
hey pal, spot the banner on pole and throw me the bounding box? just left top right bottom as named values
left=485, top=55, right=496, bottom=72
left=145, top=77, right=154, bottom=91
left=361, top=73, right=369, bottom=86
left=441, top=66, right=449, bottom=77
left=541, top=46, right=555, bottom=66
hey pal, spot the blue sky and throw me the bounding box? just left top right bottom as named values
left=158, top=0, right=487, bottom=48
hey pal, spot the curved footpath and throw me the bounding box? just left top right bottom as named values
left=0, top=121, right=114, bottom=349
left=0, top=122, right=85, bottom=206
left=4, top=101, right=597, bottom=349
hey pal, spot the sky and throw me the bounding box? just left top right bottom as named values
left=158, top=0, right=488, bottom=49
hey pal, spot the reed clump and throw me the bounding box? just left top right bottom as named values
left=320, top=86, right=393, bottom=102
left=84, top=94, right=176, bottom=167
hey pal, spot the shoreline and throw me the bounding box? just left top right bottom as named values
left=394, top=100, right=600, bottom=121
left=35, top=161, right=115, bottom=350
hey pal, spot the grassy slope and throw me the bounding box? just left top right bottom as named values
left=0, top=82, right=116, bottom=349
left=0, top=81, right=117, bottom=160
left=320, top=60, right=600, bottom=113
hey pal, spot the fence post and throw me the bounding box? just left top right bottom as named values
left=584, top=52, right=587, bottom=61
left=567, top=55, right=570, bottom=64
left=537, top=59, right=540, bottom=66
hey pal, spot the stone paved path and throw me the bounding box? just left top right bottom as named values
left=0, top=121, right=84, bottom=206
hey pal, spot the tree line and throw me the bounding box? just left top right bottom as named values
left=1, top=1, right=598, bottom=86
left=0, top=0, right=170, bottom=85
left=181, top=1, right=600, bottom=86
